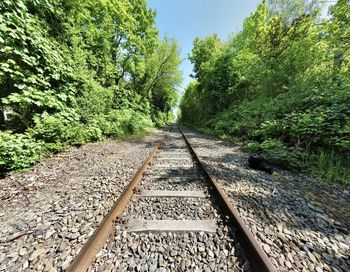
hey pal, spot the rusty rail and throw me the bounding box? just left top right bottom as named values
left=178, top=125, right=277, bottom=272
left=67, top=129, right=169, bottom=272
left=68, top=124, right=276, bottom=271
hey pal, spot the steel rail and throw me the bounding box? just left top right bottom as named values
left=67, top=129, right=169, bottom=272
left=178, top=125, right=277, bottom=272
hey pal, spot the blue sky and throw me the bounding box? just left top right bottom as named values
left=147, top=0, right=332, bottom=97
left=147, top=0, right=262, bottom=92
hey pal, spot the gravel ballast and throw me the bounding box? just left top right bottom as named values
left=0, top=131, right=162, bottom=271
left=3, top=126, right=348, bottom=271
left=181, top=126, right=350, bottom=272
left=90, top=130, right=249, bottom=271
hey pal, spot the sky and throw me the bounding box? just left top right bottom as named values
left=147, top=0, right=262, bottom=92
left=147, top=0, right=333, bottom=98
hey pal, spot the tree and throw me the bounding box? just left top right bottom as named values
left=180, top=0, right=350, bottom=185
left=267, top=0, right=321, bottom=23
left=327, top=0, right=350, bottom=72
left=0, top=0, right=74, bottom=130
left=189, top=35, right=222, bottom=83
left=142, top=37, right=182, bottom=122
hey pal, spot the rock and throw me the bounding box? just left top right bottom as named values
left=158, top=246, right=165, bottom=253
left=262, top=244, right=271, bottom=254
left=149, top=262, right=157, bottom=272
left=322, top=253, right=333, bottom=263
left=307, top=251, right=317, bottom=263
left=19, top=248, right=27, bottom=257
left=22, top=260, right=29, bottom=270
left=80, top=223, right=92, bottom=234
left=283, top=228, right=293, bottom=235
left=279, top=255, right=285, bottom=266
left=61, top=256, right=73, bottom=270
left=308, top=263, right=315, bottom=271
left=29, top=248, right=45, bottom=262
left=58, top=242, right=67, bottom=252
left=207, top=249, right=214, bottom=258
left=127, top=258, right=136, bottom=270
left=285, top=260, right=292, bottom=269
left=45, top=229, right=56, bottom=239
left=287, top=252, right=294, bottom=262
left=69, top=232, right=80, bottom=240
left=276, top=224, right=283, bottom=233
left=338, top=242, right=349, bottom=251
left=197, top=243, right=205, bottom=252
left=315, top=266, right=323, bottom=272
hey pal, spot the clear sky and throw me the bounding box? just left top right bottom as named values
left=147, top=0, right=262, bottom=92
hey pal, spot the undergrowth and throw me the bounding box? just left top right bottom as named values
left=0, top=109, right=155, bottom=175
left=193, top=124, right=350, bottom=186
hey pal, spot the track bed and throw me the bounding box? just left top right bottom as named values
left=89, top=128, right=249, bottom=271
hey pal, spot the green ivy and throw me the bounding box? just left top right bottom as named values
left=0, top=0, right=182, bottom=172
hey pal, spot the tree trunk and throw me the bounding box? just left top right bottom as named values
left=0, top=105, right=5, bottom=129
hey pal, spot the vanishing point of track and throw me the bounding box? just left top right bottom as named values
left=68, top=125, right=277, bottom=272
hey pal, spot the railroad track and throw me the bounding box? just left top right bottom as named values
left=68, top=125, right=276, bottom=272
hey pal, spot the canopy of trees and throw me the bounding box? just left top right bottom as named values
left=0, top=0, right=182, bottom=172
left=180, top=0, right=350, bottom=185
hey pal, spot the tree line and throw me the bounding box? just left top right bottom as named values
left=180, top=0, right=350, bottom=185
left=0, top=0, right=182, bottom=172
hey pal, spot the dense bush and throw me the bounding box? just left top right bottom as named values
left=0, top=0, right=182, bottom=172
left=180, top=0, right=350, bottom=185
left=0, top=131, right=42, bottom=171
left=100, top=109, right=154, bottom=137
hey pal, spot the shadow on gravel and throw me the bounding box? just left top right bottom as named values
left=225, top=183, right=349, bottom=268
left=207, top=155, right=350, bottom=269
left=180, top=126, right=350, bottom=270
left=202, top=152, right=350, bottom=230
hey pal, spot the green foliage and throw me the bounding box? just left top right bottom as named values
left=245, top=139, right=305, bottom=169
left=180, top=0, right=350, bottom=185
left=101, top=109, right=153, bottom=137
left=0, top=0, right=182, bottom=172
left=0, top=0, right=74, bottom=129
left=305, top=150, right=350, bottom=185
left=136, top=37, right=182, bottom=121
left=30, top=112, right=75, bottom=143
left=0, top=131, right=42, bottom=171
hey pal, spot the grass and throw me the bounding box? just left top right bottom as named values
left=305, top=150, right=350, bottom=186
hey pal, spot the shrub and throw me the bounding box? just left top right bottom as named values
left=103, top=109, right=153, bottom=137
left=30, top=113, right=69, bottom=143
left=0, top=131, right=42, bottom=172
left=30, top=111, right=104, bottom=148
left=128, top=111, right=154, bottom=134
left=66, top=123, right=103, bottom=146
left=104, top=110, right=129, bottom=137
left=245, top=139, right=305, bottom=170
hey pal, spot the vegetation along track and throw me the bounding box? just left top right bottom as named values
left=68, top=125, right=276, bottom=272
